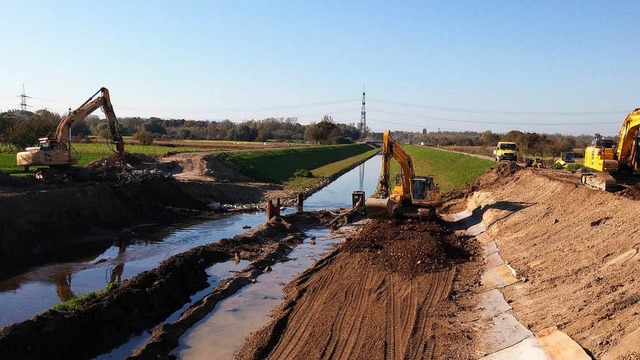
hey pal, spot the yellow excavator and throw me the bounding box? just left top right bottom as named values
left=365, top=130, right=441, bottom=219
left=582, top=108, right=640, bottom=191
left=16, top=87, right=125, bottom=178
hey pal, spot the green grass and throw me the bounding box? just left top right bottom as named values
left=218, top=144, right=374, bottom=183
left=284, top=148, right=379, bottom=193
left=0, top=142, right=207, bottom=174
left=52, top=282, right=118, bottom=312
left=390, top=145, right=495, bottom=194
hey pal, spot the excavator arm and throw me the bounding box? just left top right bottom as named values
left=54, top=87, right=125, bottom=163
left=368, top=130, right=416, bottom=218
left=378, top=130, right=414, bottom=204
left=615, top=108, right=640, bottom=170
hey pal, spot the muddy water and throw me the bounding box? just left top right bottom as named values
left=173, top=230, right=340, bottom=359
left=96, top=259, right=251, bottom=360
left=0, top=155, right=381, bottom=329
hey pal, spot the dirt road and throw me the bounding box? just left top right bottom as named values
left=238, top=219, right=481, bottom=359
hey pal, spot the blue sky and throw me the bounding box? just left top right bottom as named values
left=1, top=0, right=638, bottom=135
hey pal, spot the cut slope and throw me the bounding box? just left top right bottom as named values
left=467, top=168, right=640, bottom=358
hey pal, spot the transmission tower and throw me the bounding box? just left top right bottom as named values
left=360, top=85, right=366, bottom=140
left=20, top=84, right=29, bottom=112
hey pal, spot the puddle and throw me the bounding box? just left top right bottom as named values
left=172, top=230, right=341, bottom=359
left=95, top=259, right=251, bottom=359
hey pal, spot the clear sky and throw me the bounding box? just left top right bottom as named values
left=1, top=0, right=638, bottom=136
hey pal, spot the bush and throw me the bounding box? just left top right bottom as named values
left=133, top=130, right=154, bottom=145
left=293, top=169, right=314, bottom=178
left=566, top=163, right=583, bottom=173
left=551, top=162, right=564, bottom=170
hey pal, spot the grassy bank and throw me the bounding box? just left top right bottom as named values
left=283, top=148, right=379, bottom=193
left=390, top=145, right=495, bottom=193
left=218, top=144, right=375, bottom=183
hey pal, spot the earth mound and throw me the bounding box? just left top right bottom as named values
left=343, top=218, right=478, bottom=276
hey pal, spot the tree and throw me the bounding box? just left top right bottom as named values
left=480, top=130, right=500, bottom=146
left=304, top=116, right=342, bottom=144
left=143, top=117, right=167, bottom=135
left=71, top=119, right=92, bottom=137
left=2, top=110, right=59, bottom=148
left=133, top=130, right=154, bottom=145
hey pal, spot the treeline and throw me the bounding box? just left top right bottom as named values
left=389, top=129, right=595, bottom=156
left=0, top=110, right=362, bottom=148
left=0, top=109, right=598, bottom=156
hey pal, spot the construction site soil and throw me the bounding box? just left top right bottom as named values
left=237, top=219, right=482, bottom=360
left=464, top=165, right=640, bottom=358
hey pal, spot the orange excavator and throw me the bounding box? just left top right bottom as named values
left=365, top=130, right=441, bottom=218
left=16, top=87, right=125, bottom=178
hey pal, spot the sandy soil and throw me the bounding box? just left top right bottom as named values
left=158, top=152, right=255, bottom=182
left=466, top=166, right=640, bottom=358
left=238, top=219, right=482, bottom=360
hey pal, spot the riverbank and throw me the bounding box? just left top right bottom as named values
left=0, top=148, right=377, bottom=277
left=0, top=212, right=333, bottom=360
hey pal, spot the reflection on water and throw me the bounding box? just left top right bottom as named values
left=95, top=259, right=252, bottom=360
left=0, top=155, right=381, bottom=329
left=174, top=230, right=340, bottom=359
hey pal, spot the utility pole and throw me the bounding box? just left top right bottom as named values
left=360, top=85, right=366, bottom=141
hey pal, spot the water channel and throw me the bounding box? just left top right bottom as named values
left=0, top=155, right=381, bottom=330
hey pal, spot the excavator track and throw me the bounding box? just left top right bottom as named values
left=581, top=172, right=617, bottom=191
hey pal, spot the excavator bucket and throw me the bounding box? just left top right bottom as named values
left=365, top=197, right=395, bottom=219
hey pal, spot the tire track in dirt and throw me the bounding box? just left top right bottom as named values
left=238, top=219, right=480, bottom=360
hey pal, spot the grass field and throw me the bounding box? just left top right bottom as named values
left=1, top=142, right=227, bottom=174
left=390, top=145, right=496, bottom=193
left=0, top=139, right=322, bottom=174
left=217, top=144, right=375, bottom=183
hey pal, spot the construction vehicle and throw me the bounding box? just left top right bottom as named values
left=365, top=130, right=441, bottom=219
left=493, top=141, right=518, bottom=162
left=524, top=154, right=545, bottom=169
left=582, top=108, right=640, bottom=191
left=555, top=152, right=576, bottom=167
left=16, top=87, right=125, bottom=178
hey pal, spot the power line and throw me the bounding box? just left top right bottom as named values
left=369, top=98, right=628, bottom=116
left=23, top=96, right=361, bottom=113
left=367, top=117, right=465, bottom=131
left=368, top=108, right=621, bottom=125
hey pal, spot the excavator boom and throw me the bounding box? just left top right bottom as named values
left=17, top=87, right=125, bottom=170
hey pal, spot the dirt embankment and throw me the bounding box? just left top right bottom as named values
left=0, top=214, right=328, bottom=360
left=463, top=165, right=640, bottom=358
left=0, top=153, right=285, bottom=275
left=238, top=218, right=482, bottom=360
left=0, top=173, right=213, bottom=274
